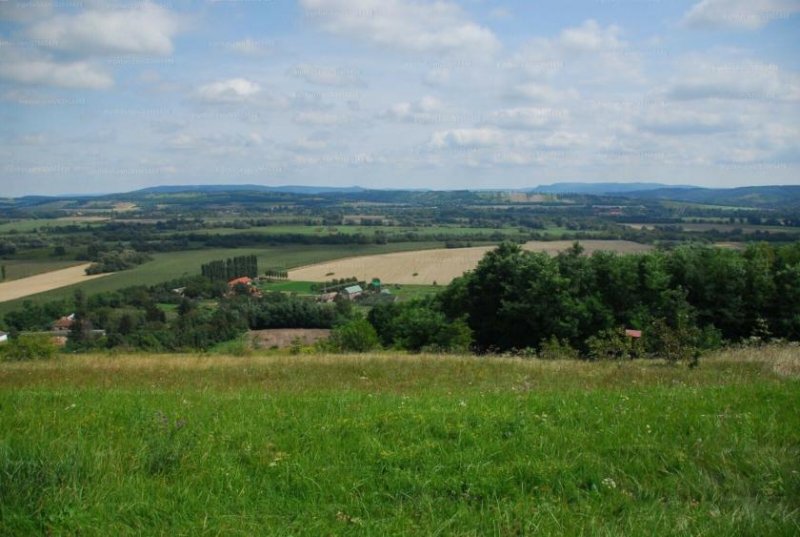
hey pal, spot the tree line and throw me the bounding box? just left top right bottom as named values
left=423, top=241, right=800, bottom=356
left=200, top=255, right=259, bottom=281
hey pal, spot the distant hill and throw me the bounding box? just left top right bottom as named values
left=622, top=185, right=800, bottom=208
left=132, top=185, right=368, bottom=195
left=530, top=182, right=696, bottom=195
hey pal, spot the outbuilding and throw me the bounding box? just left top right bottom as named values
left=341, top=285, right=363, bottom=300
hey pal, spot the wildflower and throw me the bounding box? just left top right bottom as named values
left=601, top=477, right=617, bottom=490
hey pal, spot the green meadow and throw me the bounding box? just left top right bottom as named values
left=1, top=346, right=798, bottom=535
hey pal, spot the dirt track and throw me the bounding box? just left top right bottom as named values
left=289, top=240, right=652, bottom=285
left=0, top=264, right=109, bottom=302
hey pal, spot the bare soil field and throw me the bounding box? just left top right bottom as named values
left=289, top=240, right=652, bottom=284
left=0, top=264, right=109, bottom=303
left=248, top=329, right=331, bottom=349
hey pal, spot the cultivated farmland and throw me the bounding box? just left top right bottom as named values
left=289, top=240, right=653, bottom=284
left=0, top=264, right=108, bottom=303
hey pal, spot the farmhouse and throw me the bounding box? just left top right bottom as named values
left=341, top=284, right=363, bottom=300
left=0, top=331, right=7, bottom=344
left=227, top=276, right=261, bottom=297
left=317, top=292, right=339, bottom=303
left=53, top=314, right=76, bottom=332
left=228, top=276, right=253, bottom=288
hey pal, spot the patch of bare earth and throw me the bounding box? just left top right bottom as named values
left=289, top=240, right=652, bottom=284
left=0, top=264, right=109, bottom=302
left=248, top=329, right=331, bottom=349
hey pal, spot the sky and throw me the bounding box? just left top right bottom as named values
left=0, top=0, right=799, bottom=196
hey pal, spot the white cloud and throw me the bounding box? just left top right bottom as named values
left=507, top=20, right=642, bottom=84
left=0, top=2, right=52, bottom=23
left=293, top=110, right=345, bottom=125
left=667, top=58, right=799, bottom=101
left=489, top=7, right=512, bottom=20
left=487, top=107, right=568, bottom=130
left=300, top=0, right=500, bottom=55
left=683, top=0, right=800, bottom=30
left=638, top=109, right=740, bottom=135
left=0, top=58, right=113, bottom=89
left=381, top=96, right=442, bottom=123
left=168, top=132, right=265, bottom=154
left=505, top=82, right=579, bottom=103
left=290, top=63, right=364, bottom=87
left=196, top=78, right=261, bottom=103
left=559, top=20, right=624, bottom=54
left=430, top=128, right=504, bottom=149
left=223, top=38, right=274, bottom=56
left=28, top=2, right=180, bottom=55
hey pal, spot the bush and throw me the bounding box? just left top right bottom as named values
left=0, top=334, right=58, bottom=361
left=538, top=336, right=580, bottom=360
left=586, top=328, right=643, bottom=361
left=329, top=319, right=380, bottom=352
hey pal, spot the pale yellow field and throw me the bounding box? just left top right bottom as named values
left=0, top=264, right=109, bottom=302
left=289, top=240, right=652, bottom=284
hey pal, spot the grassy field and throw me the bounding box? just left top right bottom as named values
left=0, top=260, right=82, bottom=282
left=1, top=346, right=797, bottom=535
left=259, top=280, right=317, bottom=294
left=0, top=218, right=107, bottom=234
left=0, top=242, right=443, bottom=317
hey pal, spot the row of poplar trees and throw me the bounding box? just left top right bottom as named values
left=201, top=255, right=259, bottom=282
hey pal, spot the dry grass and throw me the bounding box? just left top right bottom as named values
left=1, top=344, right=794, bottom=394
left=289, top=240, right=652, bottom=284
left=706, top=343, right=800, bottom=378
left=0, top=264, right=109, bottom=302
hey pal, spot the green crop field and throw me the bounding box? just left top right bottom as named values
left=259, top=280, right=317, bottom=294
left=0, top=242, right=444, bottom=316
left=0, top=218, right=107, bottom=234
left=1, top=346, right=798, bottom=535
left=0, top=260, right=82, bottom=282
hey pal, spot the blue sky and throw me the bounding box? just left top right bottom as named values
left=1, top=0, right=798, bottom=196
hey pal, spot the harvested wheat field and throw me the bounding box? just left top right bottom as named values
left=0, top=264, right=109, bottom=302
left=289, top=240, right=652, bottom=284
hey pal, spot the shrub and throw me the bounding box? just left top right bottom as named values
left=586, top=328, right=643, bottom=361
left=0, top=334, right=58, bottom=361
left=330, top=319, right=380, bottom=352
left=538, top=336, right=580, bottom=360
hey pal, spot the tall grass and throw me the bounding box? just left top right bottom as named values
left=1, top=347, right=798, bottom=535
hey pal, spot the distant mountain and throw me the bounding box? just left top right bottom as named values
left=132, top=184, right=368, bottom=195
left=529, top=182, right=697, bottom=195
left=622, top=185, right=800, bottom=208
